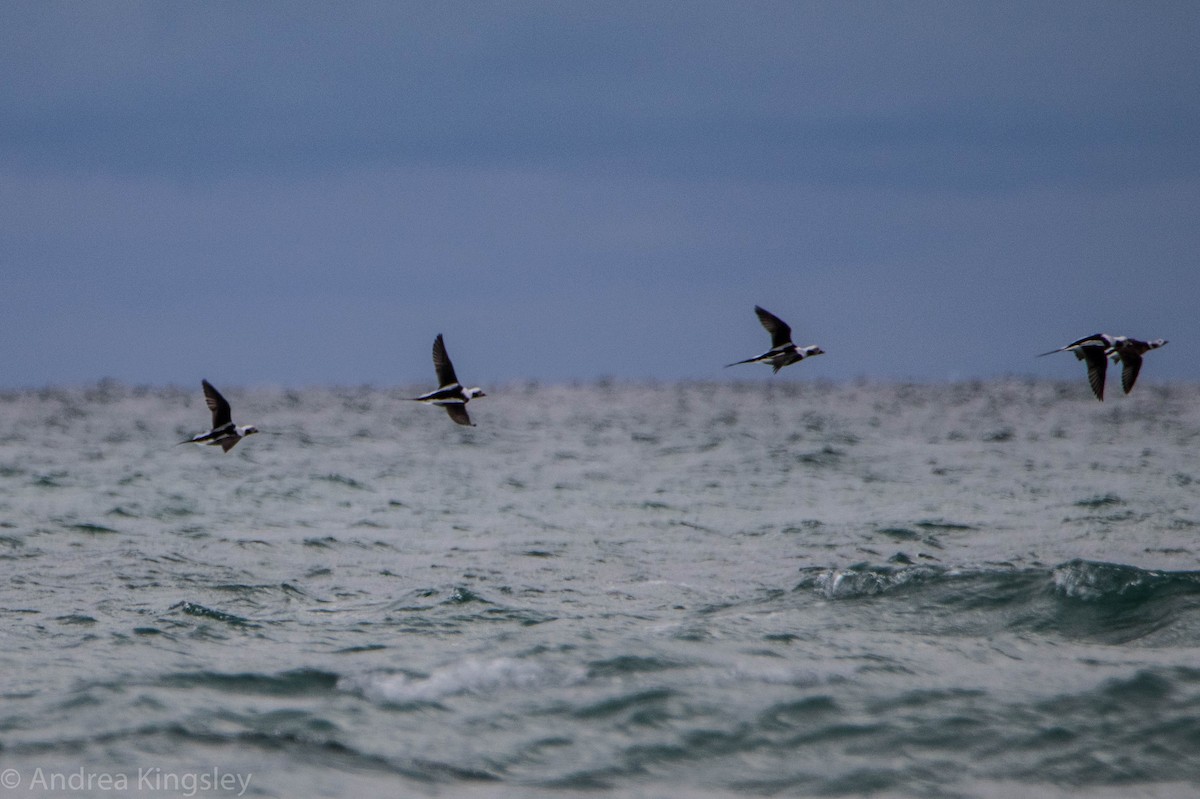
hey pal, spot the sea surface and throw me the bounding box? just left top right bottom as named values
left=1, top=379, right=1198, bottom=798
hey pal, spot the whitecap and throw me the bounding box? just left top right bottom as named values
left=346, top=656, right=583, bottom=705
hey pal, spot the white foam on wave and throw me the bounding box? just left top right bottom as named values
left=813, top=566, right=930, bottom=600
left=346, top=656, right=584, bottom=704
left=1050, top=558, right=1162, bottom=602
left=723, top=659, right=835, bottom=688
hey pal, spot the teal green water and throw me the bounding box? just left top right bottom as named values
left=0, top=380, right=1198, bottom=798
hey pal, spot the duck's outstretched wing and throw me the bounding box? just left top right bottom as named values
left=754, top=306, right=794, bottom=349
left=1118, top=351, right=1143, bottom=395
left=1078, top=347, right=1108, bottom=401
left=202, top=380, right=233, bottom=428
left=444, top=403, right=473, bottom=426
left=432, top=334, right=460, bottom=389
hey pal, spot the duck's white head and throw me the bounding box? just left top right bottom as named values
left=465, top=387, right=487, bottom=400
left=239, top=425, right=259, bottom=437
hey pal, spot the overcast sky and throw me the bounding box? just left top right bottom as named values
left=2, top=1, right=1198, bottom=388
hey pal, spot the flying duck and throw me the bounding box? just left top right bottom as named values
left=180, top=379, right=258, bottom=452
left=412, top=334, right=486, bottom=426
left=1039, top=334, right=1167, bottom=400
left=726, top=306, right=825, bottom=373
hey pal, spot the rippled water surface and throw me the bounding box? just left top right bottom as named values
left=1, top=380, right=1199, bottom=798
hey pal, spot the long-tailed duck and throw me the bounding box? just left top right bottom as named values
left=180, top=379, right=258, bottom=451
left=1109, top=337, right=1168, bottom=395
left=412, top=334, right=486, bottom=426
left=1039, top=334, right=1167, bottom=400
left=726, top=306, right=825, bottom=373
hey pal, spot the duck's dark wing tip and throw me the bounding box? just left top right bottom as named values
left=201, top=380, right=233, bottom=427
left=753, top=306, right=793, bottom=348
left=432, top=334, right=460, bottom=387
left=1120, top=352, right=1144, bottom=394
left=1081, top=347, right=1107, bottom=401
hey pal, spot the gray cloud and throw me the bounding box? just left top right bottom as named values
left=5, top=2, right=1197, bottom=186
left=1, top=1, right=1197, bottom=386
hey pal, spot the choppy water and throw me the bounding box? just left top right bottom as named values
left=1, top=379, right=1199, bottom=798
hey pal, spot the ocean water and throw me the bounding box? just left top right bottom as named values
left=1, top=379, right=1199, bottom=798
